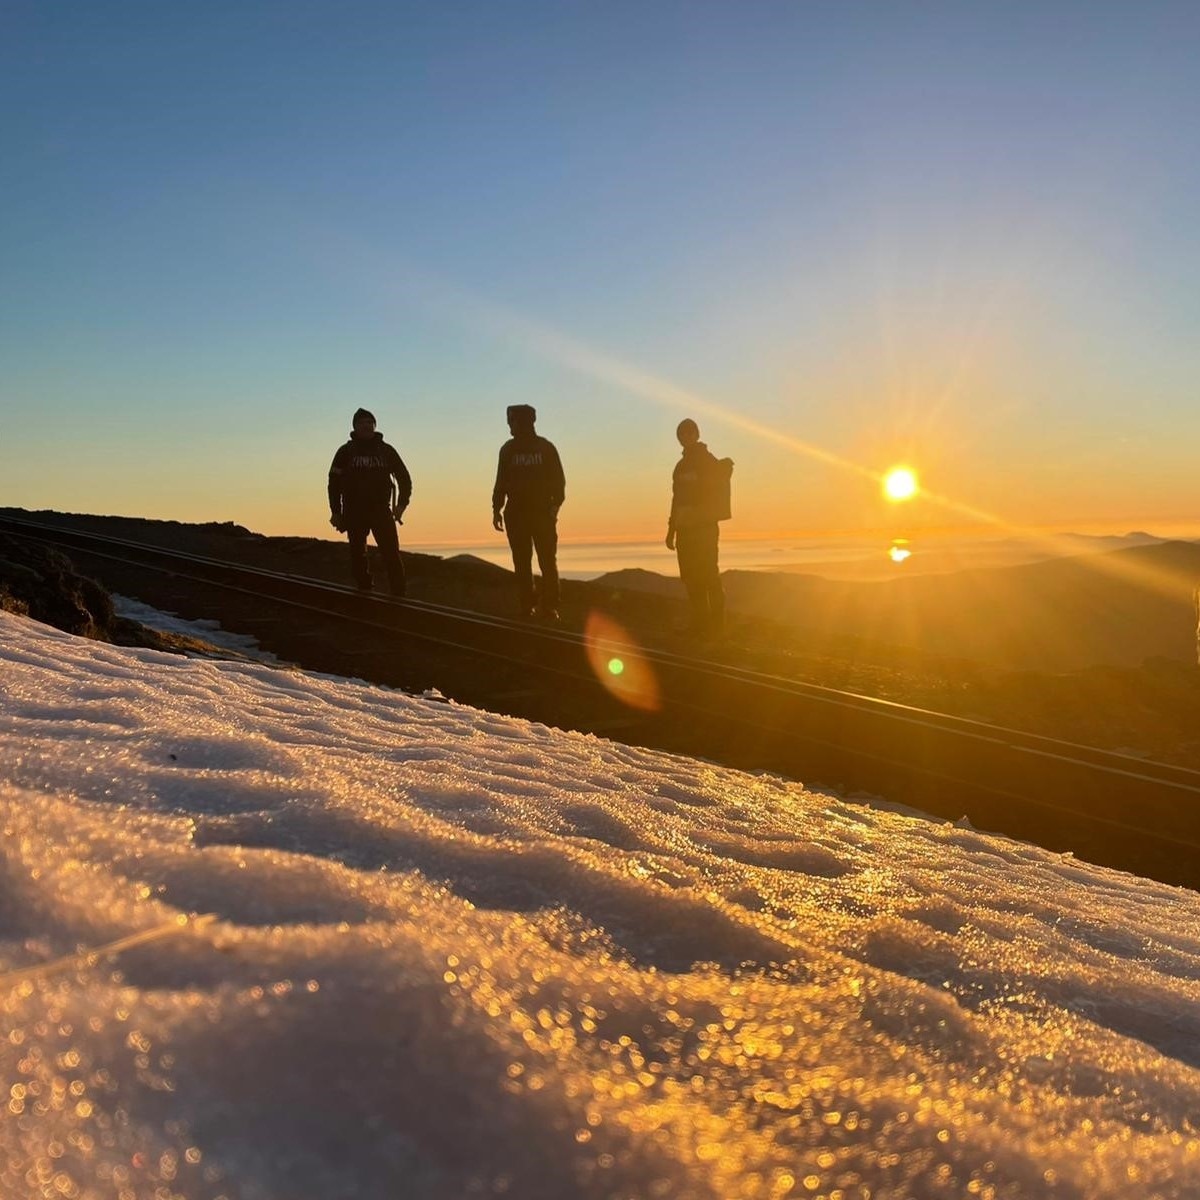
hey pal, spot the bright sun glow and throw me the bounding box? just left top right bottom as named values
left=883, top=467, right=919, bottom=502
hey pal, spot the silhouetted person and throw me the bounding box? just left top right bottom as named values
left=666, top=418, right=733, bottom=636
left=328, top=408, right=412, bottom=596
left=492, top=405, right=565, bottom=620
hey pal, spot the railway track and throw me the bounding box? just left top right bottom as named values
left=5, top=512, right=1200, bottom=890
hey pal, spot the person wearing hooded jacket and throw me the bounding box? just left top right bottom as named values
left=665, top=418, right=733, bottom=636
left=492, top=404, right=565, bottom=619
left=328, top=408, right=412, bottom=596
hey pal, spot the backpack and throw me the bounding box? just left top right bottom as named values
left=712, top=457, right=734, bottom=522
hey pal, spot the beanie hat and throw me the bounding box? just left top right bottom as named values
left=352, top=408, right=376, bottom=425
left=506, top=404, right=536, bottom=426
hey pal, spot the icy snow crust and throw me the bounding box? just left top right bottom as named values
left=110, top=596, right=281, bottom=664
left=2, top=612, right=1200, bottom=1199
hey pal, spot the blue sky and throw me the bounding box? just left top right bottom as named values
left=2, top=2, right=1198, bottom=543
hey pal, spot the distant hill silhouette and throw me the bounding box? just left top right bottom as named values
left=591, top=568, right=683, bottom=598
left=444, top=553, right=511, bottom=576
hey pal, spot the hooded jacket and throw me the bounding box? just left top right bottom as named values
left=669, top=442, right=733, bottom=530
left=328, top=432, right=412, bottom=518
left=492, top=433, right=565, bottom=516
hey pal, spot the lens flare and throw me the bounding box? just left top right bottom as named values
left=584, top=613, right=660, bottom=712
left=884, top=467, right=918, bottom=502
left=889, top=543, right=912, bottom=563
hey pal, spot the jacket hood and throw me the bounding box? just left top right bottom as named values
left=349, top=430, right=384, bottom=443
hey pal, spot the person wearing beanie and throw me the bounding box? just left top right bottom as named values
left=665, top=418, right=733, bottom=637
left=491, top=405, right=566, bottom=620
left=327, top=408, right=412, bottom=596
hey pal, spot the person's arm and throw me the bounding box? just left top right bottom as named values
left=389, top=446, right=412, bottom=515
left=328, top=448, right=347, bottom=530
left=492, top=447, right=507, bottom=531
left=547, top=440, right=565, bottom=510
left=665, top=465, right=678, bottom=550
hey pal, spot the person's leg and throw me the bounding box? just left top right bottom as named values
left=675, top=527, right=707, bottom=631
left=505, top=511, right=536, bottom=614
left=346, top=519, right=372, bottom=589
left=371, top=510, right=406, bottom=597
left=700, top=523, right=723, bottom=631
left=531, top=512, right=560, bottom=614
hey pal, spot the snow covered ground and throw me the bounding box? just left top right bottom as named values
left=111, top=595, right=281, bottom=664
left=2, top=610, right=1200, bottom=1200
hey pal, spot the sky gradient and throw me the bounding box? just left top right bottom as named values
left=3, top=2, right=1198, bottom=546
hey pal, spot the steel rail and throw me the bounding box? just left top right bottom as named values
left=5, top=513, right=1200, bottom=888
